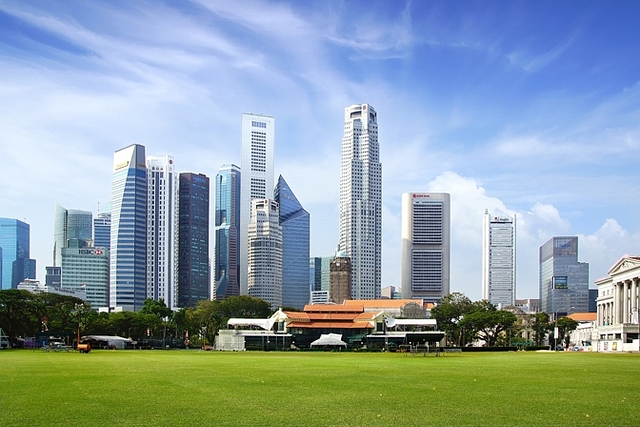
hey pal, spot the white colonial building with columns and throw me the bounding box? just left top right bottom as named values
left=595, top=255, right=640, bottom=351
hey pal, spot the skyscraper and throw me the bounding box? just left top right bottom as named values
left=0, top=218, right=36, bottom=289
left=539, top=236, right=589, bottom=316
left=482, top=210, right=516, bottom=306
left=214, top=164, right=241, bottom=300
left=247, top=199, right=282, bottom=308
left=310, top=256, right=332, bottom=293
left=93, top=212, right=112, bottom=250
left=275, top=175, right=310, bottom=309
left=110, top=144, right=147, bottom=312
left=147, top=155, right=179, bottom=310
left=61, top=245, right=109, bottom=308
left=53, top=204, right=92, bottom=266
left=339, top=104, right=382, bottom=300
left=401, top=193, right=450, bottom=303
left=240, top=113, right=274, bottom=295
left=178, top=172, right=210, bottom=307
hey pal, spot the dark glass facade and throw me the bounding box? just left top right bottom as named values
left=215, top=165, right=241, bottom=300
left=178, top=172, right=210, bottom=307
left=275, top=175, right=310, bottom=309
left=0, top=218, right=35, bottom=289
left=539, top=236, right=589, bottom=315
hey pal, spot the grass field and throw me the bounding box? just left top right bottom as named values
left=1, top=349, right=639, bottom=426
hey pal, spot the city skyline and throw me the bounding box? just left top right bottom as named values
left=2, top=2, right=640, bottom=300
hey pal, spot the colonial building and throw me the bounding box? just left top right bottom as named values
left=595, top=255, right=640, bottom=351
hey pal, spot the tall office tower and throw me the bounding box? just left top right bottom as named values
left=214, top=164, right=241, bottom=300
left=178, top=172, right=210, bottom=307
left=401, top=193, right=451, bottom=303
left=482, top=211, right=516, bottom=307
left=274, top=175, right=310, bottom=309
left=146, top=155, right=179, bottom=310
left=53, top=204, right=92, bottom=266
left=310, top=256, right=332, bottom=293
left=110, top=144, right=147, bottom=312
left=0, top=218, right=36, bottom=289
left=539, top=236, right=589, bottom=316
left=329, top=253, right=351, bottom=304
left=94, top=212, right=112, bottom=250
left=240, top=113, right=275, bottom=295
left=61, top=244, right=109, bottom=308
left=339, top=103, right=382, bottom=300
left=247, top=199, right=282, bottom=308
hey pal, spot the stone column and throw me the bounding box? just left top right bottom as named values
left=616, top=282, right=622, bottom=324
left=623, top=280, right=629, bottom=324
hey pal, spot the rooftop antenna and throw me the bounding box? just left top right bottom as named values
left=97, top=201, right=101, bottom=214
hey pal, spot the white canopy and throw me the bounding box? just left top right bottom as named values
left=310, top=333, right=347, bottom=348
left=385, top=318, right=437, bottom=328
left=227, top=318, right=275, bottom=331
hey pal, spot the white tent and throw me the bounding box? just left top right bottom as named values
left=310, top=333, right=347, bottom=348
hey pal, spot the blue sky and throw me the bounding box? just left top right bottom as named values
left=1, top=0, right=640, bottom=301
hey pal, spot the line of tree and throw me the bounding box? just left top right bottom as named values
left=0, top=289, right=273, bottom=346
left=430, top=292, right=579, bottom=347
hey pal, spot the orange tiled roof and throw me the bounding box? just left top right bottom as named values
left=568, top=312, right=597, bottom=321
left=303, top=304, right=364, bottom=313
left=287, top=321, right=373, bottom=329
left=343, top=299, right=423, bottom=309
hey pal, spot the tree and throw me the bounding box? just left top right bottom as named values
left=556, top=317, right=579, bottom=347
left=460, top=302, right=517, bottom=347
left=0, top=289, right=41, bottom=340
left=532, top=312, right=551, bottom=346
left=140, top=299, right=173, bottom=320
left=430, top=292, right=473, bottom=346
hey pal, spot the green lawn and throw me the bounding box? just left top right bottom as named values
left=1, top=349, right=638, bottom=426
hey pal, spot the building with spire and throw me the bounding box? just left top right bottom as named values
left=339, top=104, right=382, bottom=300
left=247, top=199, right=282, bottom=308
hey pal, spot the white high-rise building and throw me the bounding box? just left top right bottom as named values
left=247, top=199, right=282, bottom=308
left=482, top=211, right=516, bottom=307
left=339, top=104, right=382, bottom=300
left=401, top=193, right=450, bottom=303
left=146, top=155, right=179, bottom=310
left=240, top=113, right=275, bottom=295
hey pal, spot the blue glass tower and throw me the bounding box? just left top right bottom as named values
left=178, top=172, right=210, bottom=307
left=215, top=164, right=241, bottom=300
left=274, top=175, right=310, bottom=309
left=0, top=218, right=36, bottom=289
left=110, top=144, right=147, bottom=311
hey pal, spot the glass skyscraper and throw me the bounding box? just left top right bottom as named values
left=178, top=172, right=210, bottom=307
left=539, top=236, right=589, bottom=316
left=110, top=144, right=147, bottom=311
left=53, top=204, right=92, bottom=267
left=214, top=164, right=240, bottom=300
left=0, top=218, right=36, bottom=289
left=275, top=175, right=310, bottom=309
